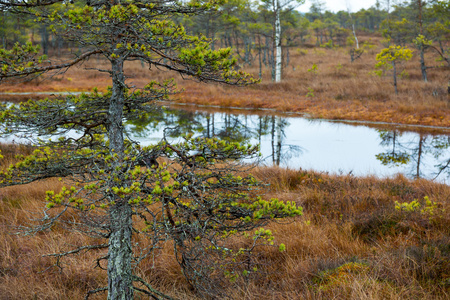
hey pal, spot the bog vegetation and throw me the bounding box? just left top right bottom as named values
left=1, top=143, right=449, bottom=299
left=0, top=0, right=449, bottom=299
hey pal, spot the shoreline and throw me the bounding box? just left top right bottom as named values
left=1, top=91, right=450, bottom=134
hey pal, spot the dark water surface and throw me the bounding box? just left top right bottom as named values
left=127, top=105, right=450, bottom=184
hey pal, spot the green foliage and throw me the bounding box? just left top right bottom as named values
left=375, top=45, right=413, bottom=69
left=413, top=34, right=433, bottom=48
left=395, top=199, right=421, bottom=213
left=0, top=42, right=47, bottom=76
left=0, top=0, right=275, bottom=298
left=297, top=48, right=308, bottom=56
left=0, top=129, right=302, bottom=295
left=380, top=18, right=412, bottom=46
left=395, top=196, right=444, bottom=217
left=374, top=45, right=413, bottom=94
left=307, top=63, right=318, bottom=74
left=361, top=40, right=376, bottom=51
left=306, top=87, right=314, bottom=97
left=346, top=36, right=355, bottom=47
left=1, top=1, right=257, bottom=85
left=376, top=152, right=410, bottom=166
left=320, top=39, right=334, bottom=49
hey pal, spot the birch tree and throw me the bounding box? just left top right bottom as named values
left=262, top=0, right=304, bottom=82
left=0, top=0, right=302, bottom=299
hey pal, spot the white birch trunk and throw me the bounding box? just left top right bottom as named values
left=351, top=23, right=359, bottom=49
left=275, top=0, right=282, bottom=82
left=346, top=5, right=359, bottom=49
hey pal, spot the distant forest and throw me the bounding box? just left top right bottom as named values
left=1, top=0, right=448, bottom=70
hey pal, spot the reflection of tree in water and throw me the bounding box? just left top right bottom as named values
left=126, top=108, right=253, bottom=144
left=125, top=106, right=167, bottom=136
left=166, top=110, right=204, bottom=138
left=412, top=135, right=427, bottom=179
left=127, top=108, right=303, bottom=167
left=376, top=130, right=411, bottom=166
left=209, top=114, right=301, bottom=166
left=431, top=136, right=450, bottom=180
left=214, top=113, right=252, bottom=143
left=126, top=108, right=205, bottom=138
left=376, top=130, right=450, bottom=181
left=268, top=116, right=302, bottom=166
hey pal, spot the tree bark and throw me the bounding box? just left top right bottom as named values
left=1, top=11, right=6, bottom=48
left=244, top=36, right=250, bottom=66
left=417, top=0, right=427, bottom=82
left=258, top=35, right=262, bottom=79
left=420, top=46, right=427, bottom=82
left=107, top=202, right=134, bottom=300
left=392, top=61, right=398, bottom=95
left=108, top=58, right=125, bottom=155
left=40, top=24, right=49, bottom=55
left=263, top=36, right=269, bottom=66
left=107, top=57, right=134, bottom=300
left=274, top=0, right=282, bottom=82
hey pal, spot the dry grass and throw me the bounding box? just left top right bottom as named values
left=1, top=144, right=449, bottom=299
left=1, top=33, right=449, bottom=128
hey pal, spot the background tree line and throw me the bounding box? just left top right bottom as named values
left=1, top=0, right=448, bottom=81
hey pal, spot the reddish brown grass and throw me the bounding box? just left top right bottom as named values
left=1, top=33, right=449, bottom=128
left=1, top=143, right=449, bottom=299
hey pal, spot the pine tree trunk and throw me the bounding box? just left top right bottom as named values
left=258, top=36, right=262, bottom=79
left=263, top=37, right=269, bottom=66
left=1, top=11, right=6, bottom=48
left=392, top=61, right=398, bottom=95
left=420, top=46, right=427, bottom=82
left=108, top=202, right=134, bottom=300
left=40, top=25, right=49, bottom=55
left=286, top=46, right=290, bottom=67
left=107, top=58, right=134, bottom=300
left=244, top=37, right=250, bottom=65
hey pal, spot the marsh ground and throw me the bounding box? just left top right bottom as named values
left=0, top=34, right=449, bottom=299
left=0, top=143, right=449, bottom=299
left=1, top=34, right=449, bottom=128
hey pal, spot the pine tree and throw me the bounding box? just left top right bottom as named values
left=0, top=0, right=301, bottom=299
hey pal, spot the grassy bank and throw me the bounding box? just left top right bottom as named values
left=1, top=34, right=449, bottom=128
left=0, top=144, right=449, bottom=299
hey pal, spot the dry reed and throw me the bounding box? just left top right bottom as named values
left=1, top=143, right=449, bottom=299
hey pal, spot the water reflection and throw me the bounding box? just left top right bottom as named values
left=376, top=130, right=450, bottom=180
left=127, top=108, right=302, bottom=167
left=126, top=107, right=450, bottom=183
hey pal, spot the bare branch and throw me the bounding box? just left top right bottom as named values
left=84, top=287, right=108, bottom=300
left=0, top=0, right=63, bottom=8
left=1, top=49, right=103, bottom=80
left=43, top=243, right=109, bottom=258
left=132, top=275, right=178, bottom=300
